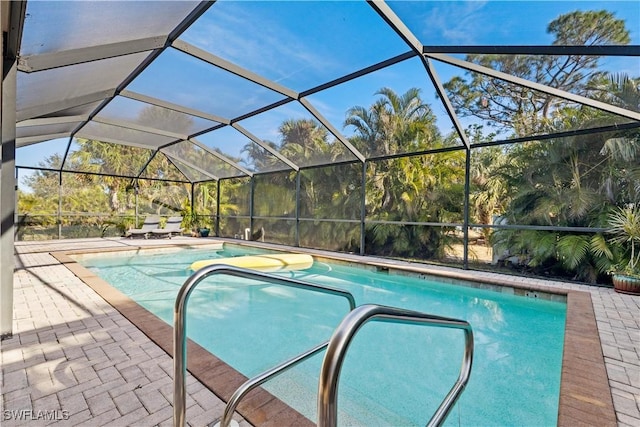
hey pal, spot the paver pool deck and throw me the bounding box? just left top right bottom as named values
left=1, top=237, right=639, bottom=426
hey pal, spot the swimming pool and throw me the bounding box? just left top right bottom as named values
left=76, top=244, right=566, bottom=426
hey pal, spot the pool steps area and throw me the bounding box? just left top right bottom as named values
left=173, top=264, right=473, bottom=427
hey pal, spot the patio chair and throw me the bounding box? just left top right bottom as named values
left=126, top=215, right=161, bottom=239
left=150, top=216, right=184, bottom=239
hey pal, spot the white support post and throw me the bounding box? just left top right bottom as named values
left=1, top=38, right=17, bottom=340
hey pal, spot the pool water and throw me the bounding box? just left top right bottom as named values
left=77, top=245, right=566, bottom=426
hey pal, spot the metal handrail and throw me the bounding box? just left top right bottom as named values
left=317, top=304, right=474, bottom=427
left=173, top=264, right=357, bottom=427
left=220, top=340, right=328, bottom=427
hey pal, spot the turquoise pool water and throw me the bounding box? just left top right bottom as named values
left=77, top=245, right=566, bottom=426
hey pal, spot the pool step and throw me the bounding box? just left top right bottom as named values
left=262, top=360, right=416, bottom=426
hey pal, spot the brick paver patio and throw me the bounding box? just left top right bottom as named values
left=1, top=237, right=639, bottom=426
left=2, top=238, right=247, bottom=427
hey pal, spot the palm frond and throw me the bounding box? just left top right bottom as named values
left=557, top=234, right=590, bottom=269
left=589, top=233, right=613, bottom=259
left=529, top=232, right=558, bottom=265
left=601, top=137, right=639, bottom=162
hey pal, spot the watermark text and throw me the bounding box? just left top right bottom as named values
left=3, top=409, right=70, bottom=421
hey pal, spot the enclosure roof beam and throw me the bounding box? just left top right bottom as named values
left=470, top=121, right=640, bottom=149
left=17, top=115, right=89, bottom=127
left=230, top=123, right=299, bottom=172
left=299, top=51, right=417, bottom=98
left=91, top=116, right=189, bottom=140
left=190, top=137, right=254, bottom=177
left=299, top=98, right=366, bottom=163
left=135, top=151, right=160, bottom=181
left=17, top=133, right=71, bottom=148
left=120, top=90, right=230, bottom=125
left=423, top=45, right=640, bottom=56
left=421, top=57, right=471, bottom=149
left=162, top=151, right=220, bottom=181
left=73, top=132, right=157, bottom=150
left=427, top=53, right=640, bottom=121
left=18, top=36, right=166, bottom=73
left=171, top=40, right=299, bottom=100
left=16, top=89, right=115, bottom=122
left=161, top=155, right=198, bottom=183
left=366, top=0, right=423, bottom=56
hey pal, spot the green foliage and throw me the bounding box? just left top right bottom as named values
left=345, top=87, right=441, bottom=157
left=484, top=119, right=639, bottom=282
left=470, top=144, right=509, bottom=228
left=556, top=235, right=590, bottom=270
left=346, top=88, right=460, bottom=258
left=448, top=9, right=637, bottom=283
left=548, top=10, right=630, bottom=45
left=607, top=205, right=640, bottom=275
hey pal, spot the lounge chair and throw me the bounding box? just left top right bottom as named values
left=150, top=216, right=184, bottom=239
left=126, top=215, right=160, bottom=239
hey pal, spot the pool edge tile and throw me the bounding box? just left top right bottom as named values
left=559, top=291, right=616, bottom=427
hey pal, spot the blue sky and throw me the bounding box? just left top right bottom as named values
left=392, top=1, right=639, bottom=46
left=16, top=0, right=640, bottom=189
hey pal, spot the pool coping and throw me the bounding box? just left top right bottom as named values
left=51, top=241, right=617, bottom=427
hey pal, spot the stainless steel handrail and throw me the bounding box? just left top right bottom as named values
left=220, top=340, right=328, bottom=427
left=173, top=264, right=357, bottom=427
left=317, top=304, right=474, bottom=427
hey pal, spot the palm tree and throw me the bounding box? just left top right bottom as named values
left=345, top=87, right=459, bottom=259
left=345, top=87, right=439, bottom=158
left=278, top=118, right=334, bottom=165
left=346, top=87, right=440, bottom=213
left=437, top=124, right=508, bottom=249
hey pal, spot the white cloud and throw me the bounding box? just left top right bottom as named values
left=420, top=1, right=492, bottom=45
left=180, top=4, right=340, bottom=89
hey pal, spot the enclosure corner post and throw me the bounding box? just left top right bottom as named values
left=215, top=179, right=221, bottom=237
left=295, top=170, right=301, bottom=247
left=463, top=148, right=471, bottom=269
left=360, top=161, right=366, bottom=256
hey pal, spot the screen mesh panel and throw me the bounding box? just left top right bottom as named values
left=21, top=1, right=200, bottom=56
